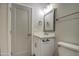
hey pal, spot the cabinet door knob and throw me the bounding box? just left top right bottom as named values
left=46, top=39, right=50, bottom=41
left=42, top=40, right=45, bottom=42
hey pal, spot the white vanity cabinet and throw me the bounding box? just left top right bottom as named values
left=40, top=38, right=55, bottom=56
left=33, top=33, right=55, bottom=56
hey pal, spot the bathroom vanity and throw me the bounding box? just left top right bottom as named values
left=32, top=32, right=55, bottom=56
left=32, top=5, right=56, bottom=56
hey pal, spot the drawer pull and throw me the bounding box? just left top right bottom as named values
left=42, top=40, right=45, bottom=42
left=46, top=39, right=50, bottom=41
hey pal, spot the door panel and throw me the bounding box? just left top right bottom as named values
left=11, top=4, right=31, bottom=56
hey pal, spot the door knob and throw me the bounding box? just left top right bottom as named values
left=27, top=33, right=32, bottom=36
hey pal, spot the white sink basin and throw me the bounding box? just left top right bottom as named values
left=33, top=32, right=55, bottom=39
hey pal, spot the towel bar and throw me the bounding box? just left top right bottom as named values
left=56, top=11, right=79, bottom=21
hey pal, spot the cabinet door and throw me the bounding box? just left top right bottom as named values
left=33, top=37, right=41, bottom=56
left=40, top=39, right=54, bottom=56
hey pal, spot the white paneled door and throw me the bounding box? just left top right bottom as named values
left=11, top=4, right=32, bottom=56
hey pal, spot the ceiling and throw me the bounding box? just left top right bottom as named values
left=24, top=3, right=50, bottom=8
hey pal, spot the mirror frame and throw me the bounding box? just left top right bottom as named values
left=43, top=8, right=56, bottom=32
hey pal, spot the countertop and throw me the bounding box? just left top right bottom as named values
left=33, top=32, right=55, bottom=39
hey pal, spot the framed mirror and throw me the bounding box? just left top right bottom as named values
left=43, top=8, right=56, bottom=32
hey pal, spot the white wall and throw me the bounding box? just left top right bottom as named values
left=55, top=3, right=79, bottom=43
left=54, top=3, right=79, bottom=18
left=32, top=7, right=44, bottom=33
left=0, top=4, right=8, bottom=56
